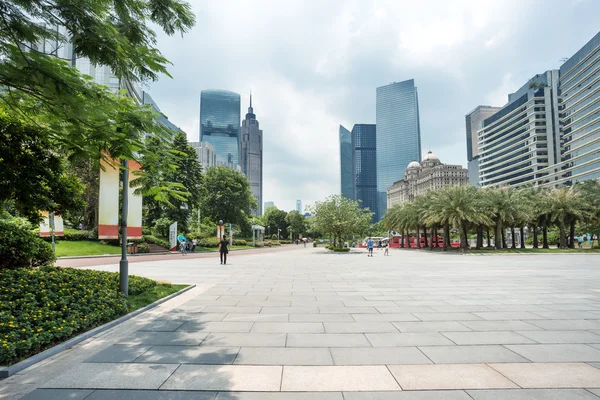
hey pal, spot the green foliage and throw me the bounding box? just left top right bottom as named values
left=286, top=210, right=307, bottom=238
left=279, top=240, right=292, bottom=244
left=329, top=247, right=350, bottom=252
left=0, top=217, right=56, bottom=269
left=0, top=115, right=85, bottom=222
left=142, top=235, right=170, bottom=249
left=263, top=206, right=289, bottom=238
left=127, top=284, right=187, bottom=313
left=151, top=217, right=172, bottom=239
left=136, top=243, right=150, bottom=253
left=37, top=229, right=96, bottom=242
left=198, top=238, right=220, bottom=248
left=233, top=239, right=247, bottom=246
left=310, top=195, right=372, bottom=245
left=200, top=166, right=257, bottom=227
left=0, top=267, right=156, bottom=364
left=54, top=241, right=120, bottom=257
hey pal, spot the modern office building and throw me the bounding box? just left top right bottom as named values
left=557, top=31, right=600, bottom=184
left=376, top=80, right=422, bottom=217
left=465, top=106, right=501, bottom=186
left=264, top=201, right=275, bottom=210
left=142, top=91, right=184, bottom=134
left=478, top=71, right=561, bottom=187
left=296, top=200, right=302, bottom=214
left=339, top=125, right=354, bottom=200
left=240, top=94, right=263, bottom=216
left=352, top=124, right=378, bottom=221
left=189, top=142, right=217, bottom=170
left=200, top=90, right=241, bottom=166
left=387, top=152, right=468, bottom=206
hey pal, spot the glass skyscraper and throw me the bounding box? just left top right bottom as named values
left=339, top=125, right=354, bottom=200
left=376, top=80, right=422, bottom=217
left=200, top=90, right=241, bottom=166
left=240, top=94, right=263, bottom=216
left=353, top=124, right=378, bottom=221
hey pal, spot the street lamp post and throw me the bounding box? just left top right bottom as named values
left=119, top=159, right=129, bottom=297
left=277, top=228, right=281, bottom=241
left=219, top=219, right=223, bottom=240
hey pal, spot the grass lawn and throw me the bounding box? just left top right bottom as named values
left=127, top=284, right=188, bottom=312
left=55, top=240, right=121, bottom=257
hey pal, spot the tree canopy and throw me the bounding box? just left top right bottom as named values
left=310, top=195, right=372, bottom=246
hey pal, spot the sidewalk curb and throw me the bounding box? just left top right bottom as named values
left=0, top=284, right=195, bottom=378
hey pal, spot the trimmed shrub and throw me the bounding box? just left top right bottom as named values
left=330, top=247, right=350, bottom=252
left=0, top=266, right=156, bottom=364
left=279, top=240, right=292, bottom=244
left=198, top=238, right=220, bottom=248
left=233, top=239, right=247, bottom=246
left=151, top=217, right=171, bottom=239
left=142, top=235, right=170, bottom=249
left=136, top=243, right=150, bottom=253
left=0, top=217, right=56, bottom=269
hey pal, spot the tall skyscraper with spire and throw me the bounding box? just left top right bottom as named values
left=240, top=92, right=264, bottom=215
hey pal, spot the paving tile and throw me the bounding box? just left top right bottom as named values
left=161, top=365, right=282, bottom=391
left=19, top=389, right=94, bottom=400
left=412, top=313, right=483, bottom=321
left=138, top=320, right=187, bottom=332
left=344, top=300, right=398, bottom=307
left=589, top=389, right=600, bottom=396
left=430, top=306, right=493, bottom=313
left=473, top=312, right=547, bottom=320
left=457, top=320, right=541, bottom=331
left=319, top=306, right=379, bottom=314
left=287, top=333, right=371, bottom=347
left=418, top=345, right=529, bottom=364
left=352, top=314, right=421, bottom=322
left=525, top=319, right=600, bottom=331
left=343, top=391, right=473, bottom=399
left=201, top=307, right=262, bottom=314
left=516, top=330, right=600, bottom=344
left=388, top=364, right=518, bottom=390
left=176, top=321, right=254, bottom=332
left=532, top=311, right=600, bottom=320
left=169, top=313, right=227, bottom=322
left=392, top=321, right=471, bottom=332
left=505, top=344, right=600, bottom=362
left=281, top=365, right=400, bottom=391
left=86, top=390, right=217, bottom=400
left=202, top=333, right=286, bottom=347
left=261, top=306, right=319, bottom=314
left=330, top=347, right=431, bottom=365
left=489, top=362, right=600, bottom=388
left=134, top=345, right=239, bottom=364
left=215, top=393, right=343, bottom=400
left=441, top=331, right=535, bottom=345
left=234, top=347, right=333, bottom=365
left=467, top=388, right=600, bottom=400
left=222, top=313, right=288, bottom=322
left=324, top=322, right=399, bottom=333
left=251, top=322, right=324, bottom=333
left=366, top=333, right=456, bottom=347
left=85, top=345, right=151, bottom=363
left=43, top=363, right=179, bottom=389
left=478, top=305, right=549, bottom=312
left=289, top=313, right=354, bottom=322
left=116, top=331, right=208, bottom=346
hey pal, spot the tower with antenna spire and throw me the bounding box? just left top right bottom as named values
left=240, top=91, right=263, bottom=215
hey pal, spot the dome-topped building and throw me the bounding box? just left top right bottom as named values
left=387, top=151, right=468, bottom=207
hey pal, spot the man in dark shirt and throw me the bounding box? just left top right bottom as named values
left=218, top=237, right=230, bottom=265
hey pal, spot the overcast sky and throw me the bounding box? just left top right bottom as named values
left=147, top=0, right=599, bottom=212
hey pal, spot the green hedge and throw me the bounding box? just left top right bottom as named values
left=1, top=217, right=56, bottom=269
left=198, top=237, right=220, bottom=247
left=136, top=243, right=150, bottom=253
left=330, top=247, right=350, bottom=252
left=142, top=235, right=170, bottom=249
left=0, top=266, right=156, bottom=364
left=36, top=228, right=97, bottom=242
left=279, top=240, right=292, bottom=244
left=233, top=239, right=247, bottom=246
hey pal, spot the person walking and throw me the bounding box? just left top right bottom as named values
left=191, top=238, right=197, bottom=252
left=218, top=236, right=230, bottom=264
left=367, top=237, right=374, bottom=257
left=384, top=242, right=389, bottom=256
left=177, top=234, right=187, bottom=255
left=577, top=235, right=584, bottom=249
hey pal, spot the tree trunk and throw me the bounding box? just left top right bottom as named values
left=494, top=219, right=502, bottom=250
left=559, top=220, right=567, bottom=249
left=423, top=227, right=428, bottom=248
left=442, top=223, right=448, bottom=251
left=476, top=225, right=483, bottom=249
left=542, top=224, right=549, bottom=249
left=569, top=220, right=575, bottom=249
left=520, top=226, right=525, bottom=248
left=416, top=227, right=421, bottom=249
left=400, top=231, right=405, bottom=248
left=486, top=227, right=491, bottom=248
left=510, top=227, right=516, bottom=249
left=460, top=222, right=468, bottom=249
left=502, top=229, right=507, bottom=249
left=532, top=224, right=539, bottom=249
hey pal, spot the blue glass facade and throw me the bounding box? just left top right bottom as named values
left=339, top=125, right=354, bottom=200
left=200, top=90, right=241, bottom=165
left=352, top=124, right=378, bottom=221
left=376, top=80, right=422, bottom=217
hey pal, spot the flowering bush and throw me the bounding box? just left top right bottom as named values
left=0, top=217, right=55, bottom=269
left=0, top=266, right=155, bottom=364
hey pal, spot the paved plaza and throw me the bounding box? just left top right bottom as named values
left=3, top=246, right=600, bottom=399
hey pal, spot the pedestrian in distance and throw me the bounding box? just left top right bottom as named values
left=578, top=235, right=584, bottom=249
left=218, top=236, right=230, bottom=265
left=384, top=242, right=389, bottom=256
left=191, top=238, right=197, bottom=252
left=177, top=234, right=187, bottom=255
left=367, top=237, right=374, bottom=257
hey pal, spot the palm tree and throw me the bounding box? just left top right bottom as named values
left=482, top=186, right=522, bottom=250
left=546, top=186, right=585, bottom=249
